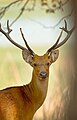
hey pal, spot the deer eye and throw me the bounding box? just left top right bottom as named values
left=34, top=63, right=37, bottom=67
left=46, top=62, right=50, bottom=66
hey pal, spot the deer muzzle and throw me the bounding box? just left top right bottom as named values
left=39, top=71, right=48, bottom=79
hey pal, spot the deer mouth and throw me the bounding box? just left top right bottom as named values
left=40, top=76, right=46, bottom=79
left=39, top=76, right=48, bottom=81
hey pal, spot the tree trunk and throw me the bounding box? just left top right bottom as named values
left=63, top=0, right=77, bottom=120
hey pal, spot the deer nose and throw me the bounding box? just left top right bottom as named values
left=40, top=72, right=47, bottom=78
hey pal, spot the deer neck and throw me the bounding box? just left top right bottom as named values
left=23, top=70, right=49, bottom=112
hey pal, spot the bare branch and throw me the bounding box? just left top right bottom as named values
left=0, top=0, right=36, bottom=26
left=29, top=8, right=74, bottom=29
left=10, top=0, right=30, bottom=26
left=25, top=0, right=36, bottom=11
left=0, top=0, right=71, bottom=26
left=52, top=8, right=74, bottom=28
left=0, top=0, right=22, bottom=19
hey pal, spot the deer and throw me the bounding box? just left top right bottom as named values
left=0, top=20, right=76, bottom=120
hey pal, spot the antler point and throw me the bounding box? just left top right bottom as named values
left=20, top=28, right=22, bottom=32
left=0, top=23, right=1, bottom=28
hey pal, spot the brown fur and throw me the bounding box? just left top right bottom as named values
left=0, top=52, right=59, bottom=120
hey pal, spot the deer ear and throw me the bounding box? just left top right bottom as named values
left=22, top=49, right=33, bottom=64
left=50, top=49, right=59, bottom=63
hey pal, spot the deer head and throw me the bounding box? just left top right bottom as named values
left=0, top=20, right=76, bottom=80
left=22, top=49, right=59, bottom=80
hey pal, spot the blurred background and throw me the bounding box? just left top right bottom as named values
left=0, top=0, right=76, bottom=120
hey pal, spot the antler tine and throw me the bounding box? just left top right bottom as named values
left=46, top=29, right=63, bottom=54
left=20, top=28, right=35, bottom=56
left=54, top=20, right=76, bottom=49
left=0, top=20, right=25, bottom=50
left=7, top=20, right=12, bottom=34
left=46, top=19, right=76, bottom=53
left=0, top=23, right=1, bottom=29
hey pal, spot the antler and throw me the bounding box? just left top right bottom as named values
left=0, top=20, right=35, bottom=55
left=0, top=20, right=25, bottom=50
left=20, top=28, right=35, bottom=56
left=55, top=20, right=75, bottom=49
left=46, top=19, right=76, bottom=54
left=46, top=29, right=63, bottom=54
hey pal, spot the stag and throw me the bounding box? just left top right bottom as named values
left=0, top=20, right=75, bottom=120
